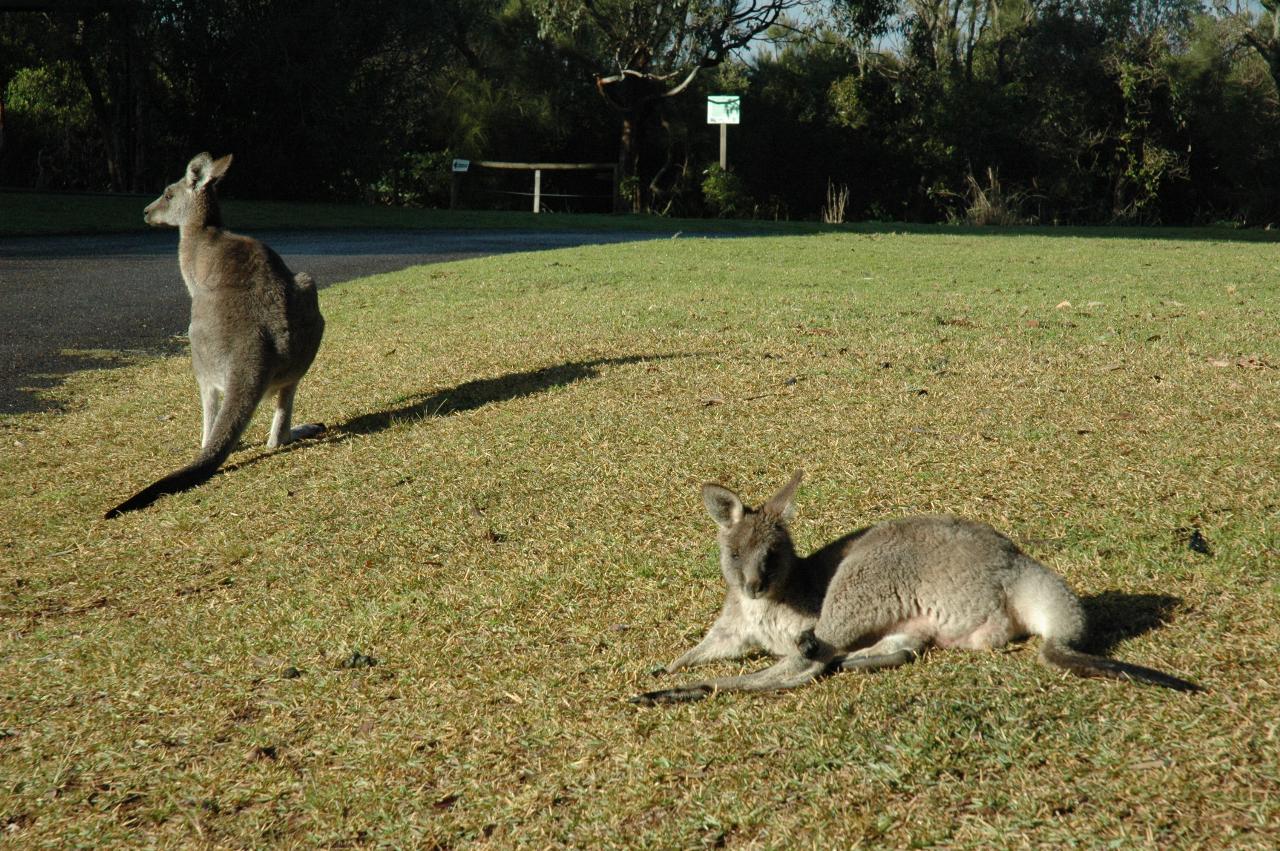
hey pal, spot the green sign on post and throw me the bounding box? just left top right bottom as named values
left=707, top=95, right=741, bottom=169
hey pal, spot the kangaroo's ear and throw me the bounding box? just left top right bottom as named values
left=208, top=153, right=233, bottom=183
left=764, top=469, right=803, bottom=520
left=185, top=152, right=214, bottom=188
left=702, top=484, right=744, bottom=528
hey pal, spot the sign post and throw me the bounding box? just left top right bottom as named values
left=706, top=95, right=741, bottom=169
left=450, top=159, right=470, bottom=209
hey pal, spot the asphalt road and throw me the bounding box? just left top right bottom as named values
left=0, top=228, right=669, bottom=413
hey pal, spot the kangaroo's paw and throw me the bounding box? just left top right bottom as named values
left=629, top=685, right=713, bottom=706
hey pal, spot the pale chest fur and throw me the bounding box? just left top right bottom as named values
left=736, top=593, right=818, bottom=657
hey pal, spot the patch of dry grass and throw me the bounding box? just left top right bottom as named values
left=1, top=230, right=1277, bottom=847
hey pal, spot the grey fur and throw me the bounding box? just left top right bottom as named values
left=105, top=152, right=325, bottom=518
left=633, top=470, right=1200, bottom=704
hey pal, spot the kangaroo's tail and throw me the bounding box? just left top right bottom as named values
left=104, top=381, right=261, bottom=518
left=1010, top=558, right=1201, bottom=693
left=1040, top=638, right=1202, bottom=693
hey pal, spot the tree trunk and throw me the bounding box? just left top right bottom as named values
left=619, top=112, right=638, bottom=212
left=66, top=14, right=126, bottom=191
left=598, top=73, right=666, bottom=213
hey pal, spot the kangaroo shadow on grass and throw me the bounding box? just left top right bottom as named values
left=219, top=354, right=681, bottom=476
left=1077, top=592, right=1186, bottom=656
left=334, top=354, right=677, bottom=437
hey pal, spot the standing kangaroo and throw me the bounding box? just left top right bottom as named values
left=632, top=471, right=1200, bottom=704
left=105, top=153, right=325, bottom=518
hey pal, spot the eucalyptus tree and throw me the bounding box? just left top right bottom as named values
left=1230, top=0, right=1280, bottom=86
left=528, top=0, right=818, bottom=210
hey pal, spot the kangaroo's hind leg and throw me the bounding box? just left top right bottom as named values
left=793, top=626, right=926, bottom=673
left=832, top=632, right=926, bottom=672
left=199, top=382, right=221, bottom=449
left=267, top=382, right=325, bottom=448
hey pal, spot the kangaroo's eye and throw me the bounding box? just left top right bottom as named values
left=729, top=549, right=740, bottom=559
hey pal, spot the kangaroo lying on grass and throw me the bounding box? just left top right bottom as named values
left=105, top=153, right=325, bottom=518
left=632, top=471, right=1200, bottom=704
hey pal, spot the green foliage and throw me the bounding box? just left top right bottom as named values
left=6, top=62, right=90, bottom=125
left=363, top=151, right=458, bottom=207
left=701, top=164, right=752, bottom=217
left=717, top=3, right=1280, bottom=224
left=4, top=3, right=1280, bottom=222
left=3, top=62, right=101, bottom=189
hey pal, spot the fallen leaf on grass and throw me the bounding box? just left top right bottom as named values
left=1130, top=760, right=1167, bottom=771
left=1236, top=355, right=1273, bottom=370
left=1055, top=300, right=1072, bottom=310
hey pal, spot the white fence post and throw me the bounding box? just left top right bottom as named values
left=454, top=161, right=618, bottom=213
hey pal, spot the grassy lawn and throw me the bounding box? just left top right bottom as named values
left=1, top=229, right=1277, bottom=847
left=9, top=187, right=1280, bottom=242
left=0, top=189, right=819, bottom=237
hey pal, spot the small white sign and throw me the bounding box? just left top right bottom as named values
left=451, top=158, right=471, bottom=173
left=707, top=95, right=741, bottom=125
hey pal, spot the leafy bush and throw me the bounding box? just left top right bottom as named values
left=3, top=62, right=102, bottom=190
left=701, top=164, right=752, bottom=218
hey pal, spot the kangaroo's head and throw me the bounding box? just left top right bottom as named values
left=702, top=470, right=803, bottom=600
left=144, top=152, right=232, bottom=228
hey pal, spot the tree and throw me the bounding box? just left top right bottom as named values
left=529, top=0, right=815, bottom=211
left=1229, top=0, right=1280, bottom=89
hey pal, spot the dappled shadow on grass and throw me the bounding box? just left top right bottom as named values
left=1, top=344, right=187, bottom=415
left=1078, top=592, right=1186, bottom=656
left=333, top=354, right=673, bottom=437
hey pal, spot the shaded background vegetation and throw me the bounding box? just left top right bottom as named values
left=3, top=0, right=1280, bottom=224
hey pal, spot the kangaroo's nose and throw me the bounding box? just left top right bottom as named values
left=744, top=579, right=763, bottom=598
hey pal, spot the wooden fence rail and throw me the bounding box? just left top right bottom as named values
left=450, top=160, right=621, bottom=213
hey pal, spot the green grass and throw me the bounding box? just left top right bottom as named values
left=2, top=230, right=1278, bottom=847
left=10, top=188, right=1280, bottom=242
left=1, top=189, right=816, bottom=237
